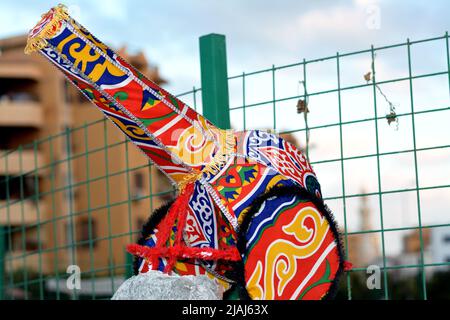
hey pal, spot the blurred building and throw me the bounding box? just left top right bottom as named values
left=393, top=228, right=432, bottom=279
left=346, top=192, right=380, bottom=268
left=403, top=229, right=431, bottom=254
left=398, top=227, right=450, bottom=278
left=0, top=35, right=172, bottom=284
left=430, top=228, right=450, bottom=267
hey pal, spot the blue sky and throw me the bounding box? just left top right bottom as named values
left=1, top=0, right=449, bottom=260
left=0, top=0, right=449, bottom=93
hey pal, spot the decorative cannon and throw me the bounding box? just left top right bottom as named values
left=25, top=4, right=345, bottom=300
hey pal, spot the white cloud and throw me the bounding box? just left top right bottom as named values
left=297, top=6, right=366, bottom=37
left=353, top=0, right=379, bottom=6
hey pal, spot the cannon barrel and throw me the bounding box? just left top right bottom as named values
left=25, top=4, right=232, bottom=188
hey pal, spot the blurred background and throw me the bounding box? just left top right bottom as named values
left=0, top=0, right=449, bottom=299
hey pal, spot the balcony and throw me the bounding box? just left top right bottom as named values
left=0, top=101, right=43, bottom=128
left=0, top=199, right=46, bottom=225
left=0, top=149, right=44, bottom=175
left=0, top=61, right=42, bottom=81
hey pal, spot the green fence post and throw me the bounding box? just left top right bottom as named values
left=125, top=251, right=134, bottom=279
left=200, top=33, right=240, bottom=299
left=0, top=226, right=5, bottom=300
left=199, top=34, right=231, bottom=129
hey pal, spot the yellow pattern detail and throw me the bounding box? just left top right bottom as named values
left=25, top=4, right=70, bottom=54
left=89, top=59, right=126, bottom=83
left=247, top=261, right=264, bottom=299
left=174, top=261, right=188, bottom=273
left=168, top=126, right=215, bottom=166
left=109, top=117, right=151, bottom=141
left=56, top=35, right=126, bottom=82
left=249, top=206, right=329, bottom=299
left=74, top=26, right=110, bottom=55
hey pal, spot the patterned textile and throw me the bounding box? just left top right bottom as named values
left=240, top=187, right=342, bottom=299
left=25, top=4, right=345, bottom=300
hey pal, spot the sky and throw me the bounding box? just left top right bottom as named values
left=0, top=0, right=449, bottom=262
left=0, top=0, right=449, bottom=93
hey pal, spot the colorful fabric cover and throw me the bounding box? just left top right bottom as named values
left=25, top=4, right=345, bottom=300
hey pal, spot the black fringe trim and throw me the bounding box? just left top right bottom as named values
left=132, top=185, right=345, bottom=300
left=236, top=184, right=346, bottom=300
left=223, top=260, right=252, bottom=300
left=132, top=199, right=248, bottom=294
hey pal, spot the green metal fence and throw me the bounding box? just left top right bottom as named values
left=1, top=32, right=449, bottom=300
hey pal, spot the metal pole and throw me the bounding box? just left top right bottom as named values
left=125, top=250, right=134, bottom=279
left=0, top=226, right=5, bottom=300
left=200, top=34, right=240, bottom=299
left=199, top=34, right=231, bottom=129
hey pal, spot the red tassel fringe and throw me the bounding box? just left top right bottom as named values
left=343, top=260, right=353, bottom=271
left=127, top=182, right=241, bottom=274
left=127, top=243, right=241, bottom=262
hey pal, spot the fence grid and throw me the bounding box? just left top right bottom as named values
left=0, top=32, right=449, bottom=300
